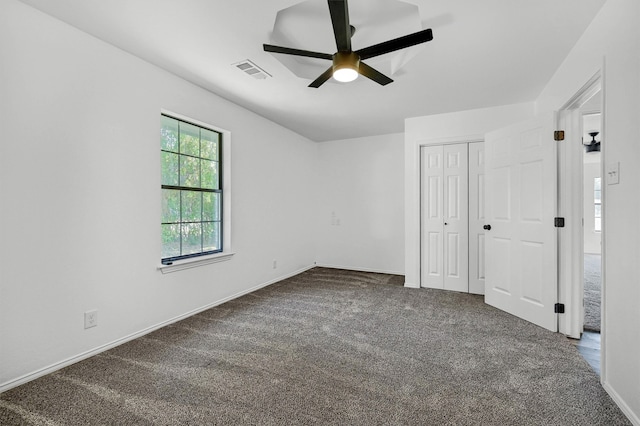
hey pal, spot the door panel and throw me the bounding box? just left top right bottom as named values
left=421, top=144, right=469, bottom=292
left=443, top=144, right=468, bottom=292
left=485, top=113, right=557, bottom=331
left=468, top=142, right=486, bottom=294
left=421, top=146, right=444, bottom=289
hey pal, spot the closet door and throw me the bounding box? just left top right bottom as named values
left=443, top=144, right=469, bottom=292
left=420, top=144, right=469, bottom=292
left=468, top=142, right=486, bottom=295
left=420, top=146, right=444, bottom=289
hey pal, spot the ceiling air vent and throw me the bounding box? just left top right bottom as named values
left=234, top=60, right=272, bottom=80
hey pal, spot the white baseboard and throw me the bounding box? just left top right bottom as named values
left=314, top=263, right=404, bottom=276
left=0, top=264, right=315, bottom=394
left=603, top=382, right=640, bottom=426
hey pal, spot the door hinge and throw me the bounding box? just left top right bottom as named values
left=554, top=303, right=565, bottom=314
left=554, top=217, right=565, bottom=227
left=554, top=130, right=565, bottom=141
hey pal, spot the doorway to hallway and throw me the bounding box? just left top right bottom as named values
left=581, top=108, right=602, bottom=334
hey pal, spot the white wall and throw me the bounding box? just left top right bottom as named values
left=583, top=157, right=601, bottom=254
left=535, top=0, right=640, bottom=423
left=404, top=103, right=535, bottom=288
left=0, top=0, right=317, bottom=390
left=315, top=134, right=404, bottom=275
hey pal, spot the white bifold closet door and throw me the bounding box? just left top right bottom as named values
left=420, top=143, right=469, bottom=292
left=468, top=142, right=486, bottom=295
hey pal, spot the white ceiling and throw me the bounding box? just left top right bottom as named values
left=18, top=0, right=607, bottom=142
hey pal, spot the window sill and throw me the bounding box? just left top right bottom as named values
left=158, top=252, right=235, bottom=274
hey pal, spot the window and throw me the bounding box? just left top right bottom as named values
left=594, top=177, right=601, bottom=232
left=161, top=114, right=222, bottom=264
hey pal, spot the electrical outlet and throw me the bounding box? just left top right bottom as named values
left=84, top=310, right=98, bottom=329
left=273, top=260, right=277, bottom=269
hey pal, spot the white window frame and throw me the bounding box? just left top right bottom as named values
left=158, top=110, right=233, bottom=273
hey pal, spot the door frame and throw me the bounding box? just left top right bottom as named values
left=557, top=72, right=605, bottom=376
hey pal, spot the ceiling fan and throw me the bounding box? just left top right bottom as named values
left=263, top=0, right=434, bottom=88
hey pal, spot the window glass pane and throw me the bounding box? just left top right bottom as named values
left=181, top=191, right=202, bottom=223
left=161, top=189, right=180, bottom=223
left=595, top=217, right=601, bottom=232
left=162, top=114, right=223, bottom=262
left=161, top=224, right=181, bottom=258
left=595, top=204, right=601, bottom=218
left=594, top=177, right=601, bottom=192
left=201, top=159, right=218, bottom=189
left=161, top=116, right=179, bottom=152
left=202, top=192, right=220, bottom=222
left=161, top=152, right=179, bottom=186
left=181, top=223, right=202, bottom=255
left=203, top=222, right=221, bottom=252
left=201, top=129, right=219, bottom=161
left=180, top=155, right=200, bottom=188
left=179, top=122, right=200, bottom=157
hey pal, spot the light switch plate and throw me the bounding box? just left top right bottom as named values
left=606, top=162, right=620, bottom=185
left=84, top=310, right=98, bottom=329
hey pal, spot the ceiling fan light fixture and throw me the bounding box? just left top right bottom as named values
left=333, top=67, right=358, bottom=82
left=332, top=51, right=360, bottom=83
left=584, top=131, right=601, bottom=153
left=263, top=0, right=433, bottom=88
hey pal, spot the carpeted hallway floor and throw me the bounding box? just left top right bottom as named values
left=0, top=268, right=629, bottom=425
left=584, top=254, right=602, bottom=332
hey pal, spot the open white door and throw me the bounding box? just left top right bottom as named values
left=484, top=113, right=558, bottom=331
left=468, top=142, right=485, bottom=295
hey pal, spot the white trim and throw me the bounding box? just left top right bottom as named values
left=415, top=135, right=484, bottom=147
left=314, top=263, right=403, bottom=276
left=603, top=382, right=640, bottom=426
left=405, top=135, right=484, bottom=290
left=598, top=61, right=607, bottom=384
left=160, top=109, right=228, bottom=135
left=0, top=264, right=316, bottom=394
left=415, top=138, right=483, bottom=291
left=158, top=251, right=235, bottom=273
left=559, top=73, right=602, bottom=111
left=556, top=71, right=602, bottom=340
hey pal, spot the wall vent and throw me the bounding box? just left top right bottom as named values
left=233, top=60, right=272, bottom=80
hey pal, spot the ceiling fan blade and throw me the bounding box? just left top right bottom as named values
left=328, top=0, right=351, bottom=52
left=263, top=44, right=333, bottom=61
left=356, top=28, right=433, bottom=60
left=309, top=67, right=335, bottom=88
left=358, top=62, right=393, bottom=86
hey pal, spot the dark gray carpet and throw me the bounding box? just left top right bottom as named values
left=0, top=268, right=629, bottom=425
left=584, top=254, right=602, bottom=332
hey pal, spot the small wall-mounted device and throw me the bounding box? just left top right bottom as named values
left=607, top=161, right=620, bottom=185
